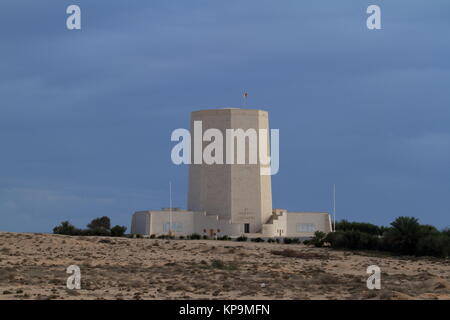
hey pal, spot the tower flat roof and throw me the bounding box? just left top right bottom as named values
left=191, top=108, right=268, bottom=115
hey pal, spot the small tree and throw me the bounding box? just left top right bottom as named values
left=110, top=225, right=127, bottom=237
left=383, top=216, right=421, bottom=255
left=87, top=216, right=111, bottom=230
left=53, top=221, right=79, bottom=235
left=417, top=235, right=450, bottom=258
left=420, top=224, right=440, bottom=237
left=236, top=235, right=248, bottom=242
left=311, top=231, right=327, bottom=247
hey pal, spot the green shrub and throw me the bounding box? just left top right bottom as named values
left=251, top=237, right=265, bottom=243
left=419, top=225, right=440, bottom=237
left=382, top=217, right=422, bottom=255
left=157, top=234, right=175, bottom=239
left=311, top=231, right=327, bottom=247
left=324, top=217, right=449, bottom=258
left=187, top=233, right=201, bottom=240
left=110, top=225, right=127, bottom=237
left=87, top=216, right=111, bottom=231
left=335, top=220, right=384, bottom=236
left=217, top=235, right=231, bottom=241
left=416, top=235, right=450, bottom=258
left=53, top=221, right=80, bottom=235
left=442, top=228, right=450, bottom=237
left=283, top=237, right=293, bottom=244
left=236, top=235, right=248, bottom=242
left=326, top=230, right=380, bottom=250
left=54, top=216, right=128, bottom=238
left=81, top=228, right=111, bottom=236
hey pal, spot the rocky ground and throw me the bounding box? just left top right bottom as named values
left=0, top=232, right=449, bottom=300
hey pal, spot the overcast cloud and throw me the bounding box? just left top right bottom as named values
left=1, top=0, right=449, bottom=232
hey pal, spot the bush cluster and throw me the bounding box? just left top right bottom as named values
left=236, top=235, right=248, bottom=242
left=324, top=217, right=450, bottom=258
left=335, top=220, right=385, bottom=235
left=186, top=233, right=202, bottom=240
left=53, top=216, right=127, bottom=237
left=217, top=235, right=231, bottom=241
left=310, top=231, right=326, bottom=247
left=157, top=234, right=175, bottom=239
left=283, top=237, right=302, bottom=244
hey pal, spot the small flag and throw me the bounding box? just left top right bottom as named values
left=244, top=92, right=248, bottom=98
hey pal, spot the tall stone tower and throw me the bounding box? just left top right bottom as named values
left=187, top=108, right=273, bottom=233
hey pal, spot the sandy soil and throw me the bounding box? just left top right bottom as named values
left=0, top=232, right=449, bottom=300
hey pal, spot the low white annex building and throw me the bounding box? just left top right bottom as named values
left=131, top=108, right=333, bottom=238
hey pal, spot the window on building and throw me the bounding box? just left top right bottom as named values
left=296, top=223, right=316, bottom=233
left=244, top=224, right=250, bottom=233
left=163, top=222, right=183, bottom=233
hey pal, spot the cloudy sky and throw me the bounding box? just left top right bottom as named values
left=1, top=0, right=449, bottom=232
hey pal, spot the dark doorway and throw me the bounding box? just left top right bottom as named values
left=244, top=224, right=250, bottom=233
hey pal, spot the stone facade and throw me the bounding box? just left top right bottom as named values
left=187, top=108, right=272, bottom=233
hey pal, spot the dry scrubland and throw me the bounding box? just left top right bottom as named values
left=0, top=232, right=449, bottom=300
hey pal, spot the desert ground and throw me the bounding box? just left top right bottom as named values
left=0, top=232, right=449, bottom=300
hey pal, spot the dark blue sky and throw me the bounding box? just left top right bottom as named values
left=1, top=1, right=449, bottom=232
